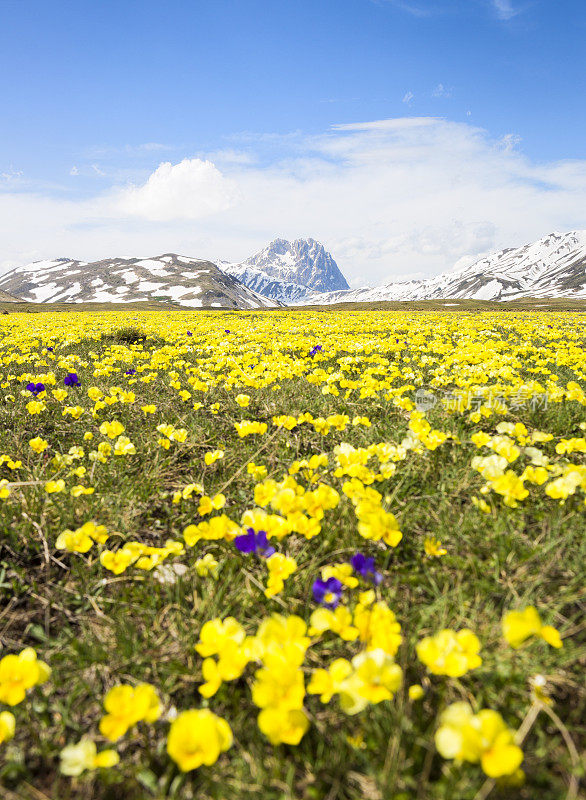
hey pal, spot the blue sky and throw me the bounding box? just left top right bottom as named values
left=1, top=0, right=585, bottom=284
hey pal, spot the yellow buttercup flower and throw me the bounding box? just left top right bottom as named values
left=502, top=607, right=562, bottom=649
left=99, top=420, right=125, bottom=438
left=29, top=436, right=49, bottom=453
left=99, top=683, right=161, bottom=741
left=60, top=739, right=119, bottom=776
left=435, top=702, right=523, bottom=778
left=416, top=629, right=482, bottom=677
left=423, top=536, right=447, bottom=557
left=167, top=709, right=232, bottom=772
left=0, top=647, right=51, bottom=706
left=44, top=479, right=66, bottom=493
left=0, top=711, right=16, bottom=743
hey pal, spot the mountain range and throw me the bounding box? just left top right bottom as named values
left=299, top=231, right=586, bottom=305
left=1, top=231, right=585, bottom=309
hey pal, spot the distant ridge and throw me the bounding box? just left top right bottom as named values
left=0, top=254, right=281, bottom=309
left=296, top=231, right=586, bottom=305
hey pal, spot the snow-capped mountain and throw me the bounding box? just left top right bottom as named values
left=299, top=231, right=586, bottom=305
left=0, top=254, right=281, bottom=309
left=218, top=238, right=349, bottom=303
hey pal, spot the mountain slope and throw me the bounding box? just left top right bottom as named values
left=0, top=255, right=281, bottom=309
left=219, top=238, right=349, bottom=303
left=299, top=231, right=586, bottom=305
left=0, top=289, right=20, bottom=302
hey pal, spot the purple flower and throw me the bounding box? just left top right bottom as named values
left=312, top=577, right=343, bottom=609
left=26, top=382, right=45, bottom=396
left=46, top=347, right=54, bottom=352
left=186, top=331, right=193, bottom=336
left=234, top=528, right=275, bottom=558
left=350, top=552, right=382, bottom=585
left=309, top=345, right=323, bottom=357
left=64, top=372, right=80, bottom=387
left=125, top=369, right=136, bottom=376
left=225, top=329, right=230, bottom=333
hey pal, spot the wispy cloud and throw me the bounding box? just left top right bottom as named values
left=491, top=0, right=521, bottom=20
left=373, top=0, right=436, bottom=17
left=402, top=91, right=414, bottom=105
left=432, top=83, right=453, bottom=98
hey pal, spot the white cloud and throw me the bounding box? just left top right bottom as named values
left=69, top=166, right=79, bottom=176
left=114, top=158, right=239, bottom=221
left=402, top=91, right=414, bottom=105
left=0, top=168, right=23, bottom=184
left=1, top=117, right=586, bottom=286
left=498, top=133, right=522, bottom=153
left=492, top=0, right=520, bottom=20
left=432, top=83, right=453, bottom=98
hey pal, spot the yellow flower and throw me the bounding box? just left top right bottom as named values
left=29, top=436, right=49, bottom=453
left=62, top=405, right=85, bottom=419
left=257, top=707, right=309, bottom=745
left=60, top=739, right=119, bottom=776
left=56, top=521, right=108, bottom=552
left=338, top=649, right=403, bottom=715
left=321, top=563, right=359, bottom=588
left=44, top=479, right=66, bottom=494
left=113, top=435, right=136, bottom=456
left=502, top=607, right=562, bottom=649
left=307, top=658, right=353, bottom=702
left=26, top=400, right=46, bottom=415
left=99, top=683, right=161, bottom=741
left=235, top=420, right=267, bottom=437
left=471, top=496, right=491, bottom=513
left=196, top=617, right=246, bottom=658
left=435, top=702, right=523, bottom=778
left=416, top=629, right=482, bottom=677
left=353, top=600, right=402, bottom=656
left=485, top=470, right=528, bottom=508
left=0, top=711, right=16, bottom=743
left=408, top=684, right=424, bottom=701
left=235, top=394, right=250, bottom=407
left=309, top=606, right=359, bottom=641
left=264, top=553, right=297, bottom=598
left=167, top=709, right=232, bottom=772
left=204, top=449, right=224, bottom=466
left=423, top=536, right=447, bottom=557
left=247, top=462, right=268, bottom=480
left=70, top=484, right=95, bottom=497
left=99, top=420, right=125, bottom=438
left=0, top=647, right=51, bottom=706
left=195, top=553, right=219, bottom=577
left=100, top=548, right=135, bottom=574
left=197, top=493, right=226, bottom=516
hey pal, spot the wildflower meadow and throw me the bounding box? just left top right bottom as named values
left=0, top=306, right=584, bottom=800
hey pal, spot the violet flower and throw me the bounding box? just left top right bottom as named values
left=26, top=382, right=45, bottom=396
left=350, top=552, right=382, bottom=585
left=234, top=528, right=275, bottom=558
left=312, top=577, right=343, bottom=609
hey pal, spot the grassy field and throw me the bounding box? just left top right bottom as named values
left=0, top=305, right=584, bottom=800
